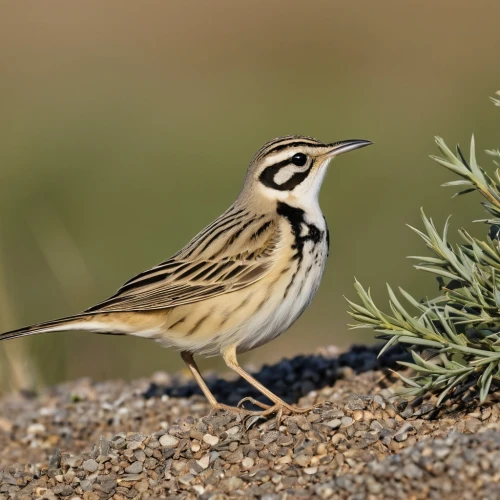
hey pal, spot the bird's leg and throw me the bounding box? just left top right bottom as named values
left=180, top=351, right=273, bottom=414
left=222, top=345, right=311, bottom=414
left=180, top=351, right=220, bottom=407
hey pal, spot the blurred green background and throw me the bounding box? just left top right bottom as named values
left=0, top=0, right=499, bottom=393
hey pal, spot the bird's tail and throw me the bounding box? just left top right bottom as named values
left=0, top=313, right=105, bottom=341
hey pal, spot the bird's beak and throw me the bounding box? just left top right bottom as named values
left=324, top=139, right=373, bottom=158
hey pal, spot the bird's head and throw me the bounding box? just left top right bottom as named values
left=243, top=135, right=372, bottom=206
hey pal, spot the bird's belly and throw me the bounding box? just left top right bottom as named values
left=224, top=240, right=327, bottom=352
left=156, top=239, right=328, bottom=357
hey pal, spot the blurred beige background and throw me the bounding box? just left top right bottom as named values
left=0, top=0, right=499, bottom=392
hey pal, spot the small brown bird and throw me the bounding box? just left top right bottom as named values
left=0, top=135, right=371, bottom=415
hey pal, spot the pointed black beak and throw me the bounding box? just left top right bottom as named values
left=325, top=139, right=373, bottom=157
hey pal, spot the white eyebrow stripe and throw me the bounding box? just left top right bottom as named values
left=262, top=150, right=295, bottom=166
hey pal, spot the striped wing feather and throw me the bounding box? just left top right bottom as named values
left=86, top=214, right=279, bottom=313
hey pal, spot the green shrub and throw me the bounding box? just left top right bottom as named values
left=348, top=99, right=500, bottom=404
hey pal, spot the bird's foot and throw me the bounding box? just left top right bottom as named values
left=208, top=401, right=274, bottom=416
left=208, top=398, right=314, bottom=418
left=237, top=396, right=318, bottom=414
left=237, top=396, right=273, bottom=410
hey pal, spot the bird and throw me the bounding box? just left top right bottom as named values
left=0, top=135, right=371, bottom=415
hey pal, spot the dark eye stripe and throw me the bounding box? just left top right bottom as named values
left=259, top=159, right=313, bottom=191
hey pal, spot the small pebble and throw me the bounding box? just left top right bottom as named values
left=304, top=466, right=318, bottom=475
left=82, top=459, right=98, bottom=473
left=241, top=457, right=255, bottom=469
left=27, top=423, right=46, bottom=435
left=125, top=461, right=143, bottom=474
left=203, top=434, right=220, bottom=446
left=196, top=454, right=210, bottom=470
left=159, top=434, right=179, bottom=447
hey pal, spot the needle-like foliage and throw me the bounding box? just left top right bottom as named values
left=348, top=105, right=500, bottom=405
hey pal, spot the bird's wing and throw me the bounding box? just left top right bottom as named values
left=85, top=216, right=280, bottom=313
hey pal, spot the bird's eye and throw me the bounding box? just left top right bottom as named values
left=291, top=153, right=307, bottom=166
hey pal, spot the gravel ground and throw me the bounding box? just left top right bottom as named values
left=0, top=344, right=499, bottom=499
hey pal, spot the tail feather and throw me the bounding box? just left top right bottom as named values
left=0, top=314, right=97, bottom=341
left=1, top=310, right=164, bottom=341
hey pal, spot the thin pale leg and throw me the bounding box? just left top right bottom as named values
left=222, top=345, right=311, bottom=414
left=180, top=351, right=278, bottom=415
left=180, top=351, right=219, bottom=407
